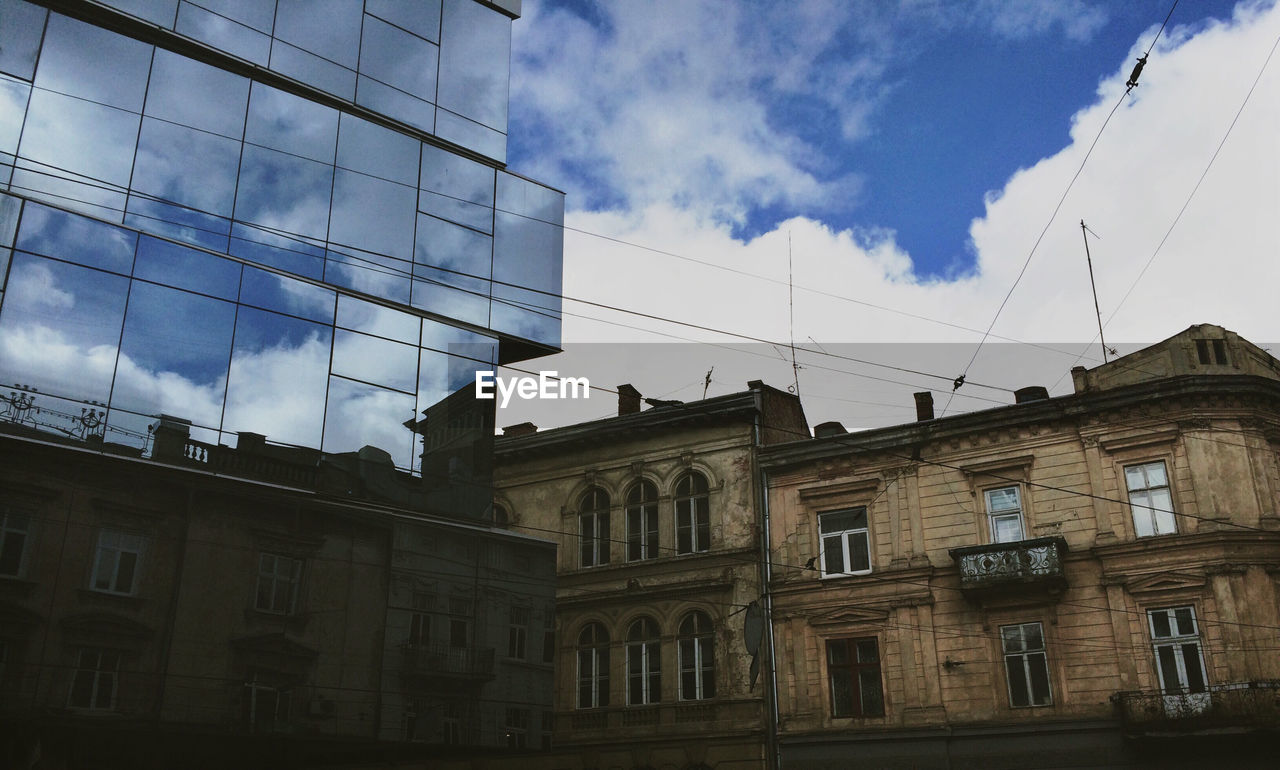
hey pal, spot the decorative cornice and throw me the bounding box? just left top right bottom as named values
left=1099, top=430, right=1179, bottom=454
left=798, top=478, right=881, bottom=502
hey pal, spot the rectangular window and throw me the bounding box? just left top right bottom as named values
left=1149, top=606, right=1207, bottom=694
left=0, top=512, right=31, bottom=577
left=579, top=511, right=609, bottom=567
left=626, top=506, right=658, bottom=561
left=255, top=553, right=302, bottom=614
left=827, top=638, right=883, bottom=718
left=676, top=494, right=710, bottom=554
left=542, top=610, right=555, bottom=665
left=985, top=486, right=1024, bottom=543
left=1126, top=461, right=1176, bottom=537
left=819, top=508, right=871, bottom=577
left=508, top=605, right=529, bottom=660
left=243, top=672, right=291, bottom=733
left=409, top=612, right=430, bottom=646
left=68, top=648, right=120, bottom=710
left=1001, top=622, right=1052, bottom=707
left=448, top=597, right=471, bottom=648
left=540, top=709, right=554, bottom=750
left=91, top=529, right=143, bottom=594
left=504, top=707, right=529, bottom=748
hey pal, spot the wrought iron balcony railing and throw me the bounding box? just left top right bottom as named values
left=948, top=536, right=1068, bottom=598
left=400, top=642, right=495, bottom=681
left=1113, top=681, right=1280, bottom=733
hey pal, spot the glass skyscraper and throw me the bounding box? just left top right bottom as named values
left=0, top=0, right=563, bottom=479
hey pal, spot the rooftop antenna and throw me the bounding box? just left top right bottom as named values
left=702, top=366, right=714, bottom=399
left=788, top=232, right=801, bottom=395
left=1080, top=220, right=1110, bottom=363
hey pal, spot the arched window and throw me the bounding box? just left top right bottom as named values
left=675, top=471, right=710, bottom=554
left=626, top=617, right=661, bottom=705
left=678, top=611, right=715, bottom=700
left=625, top=480, right=659, bottom=561
left=492, top=503, right=510, bottom=529
left=579, top=487, right=610, bottom=567
left=577, top=622, right=610, bottom=709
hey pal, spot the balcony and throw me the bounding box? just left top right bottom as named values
left=399, top=642, right=495, bottom=682
left=948, top=536, right=1068, bottom=600
left=1114, top=681, right=1280, bottom=734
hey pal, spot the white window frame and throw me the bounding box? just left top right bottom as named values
left=984, top=486, right=1025, bottom=544
left=1000, top=621, right=1053, bottom=707
left=818, top=507, right=871, bottom=578
left=675, top=472, right=710, bottom=554
left=626, top=618, right=661, bottom=706
left=504, top=707, right=529, bottom=748
left=0, top=511, right=31, bottom=577
left=68, top=648, right=119, bottom=710
left=1126, top=461, right=1177, bottom=537
left=678, top=612, right=715, bottom=701
left=625, top=481, right=659, bottom=561
left=508, top=605, right=529, bottom=660
left=576, top=623, right=609, bottom=709
left=1148, top=606, right=1208, bottom=694
left=255, top=553, right=302, bottom=614
left=244, top=672, right=290, bottom=733
left=91, top=529, right=144, bottom=595
left=578, top=488, right=610, bottom=568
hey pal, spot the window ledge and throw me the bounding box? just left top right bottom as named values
left=76, top=588, right=144, bottom=608
left=819, top=570, right=873, bottom=581
left=243, top=606, right=310, bottom=631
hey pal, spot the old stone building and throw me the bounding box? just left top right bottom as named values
left=493, top=381, right=808, bottom=769
left=760, top=324, right=1280, bottom=768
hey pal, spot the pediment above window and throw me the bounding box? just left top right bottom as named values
left=1124, top=571, right=1206, bottom=594
left=59, top=611, right=153, bottom=641
left=809, top=605, right=890, bottom=627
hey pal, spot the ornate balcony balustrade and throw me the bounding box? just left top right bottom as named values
left=1114, top=681, right=1280, bottom=734
left=948, top=536, right=1068, bottom=599
left=400, top=642, right=495, bottom=681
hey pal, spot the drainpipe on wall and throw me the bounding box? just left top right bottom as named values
left=752, top=390, right=782, bottom=770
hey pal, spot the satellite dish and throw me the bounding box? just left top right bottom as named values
left=743, top=601, right=764, bottom=656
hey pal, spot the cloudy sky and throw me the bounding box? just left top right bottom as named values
left=499, top=0, right=1280, bottom=431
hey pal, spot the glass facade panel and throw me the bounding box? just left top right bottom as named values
left=492, top=173, right=563, bottom=346
left=275, top=0, right=362, bottom=70
left=239, top=265, right=335, bottom=323
left=419, top=144, right=495, bottom=233
left=132, top=117, right=241, bottom=218
left=245, top=83, right=339, bottom=163
left=145, top=49, right=249, bottom=140
left=337, top=114, right=420, bottom=186
left=134, top=236, right=241, bottom=300
left=328, top=168, right=416, bottom=261
left=437, top=0, right=509, bottom=133
left=336, top=294, right=419, bottom=344
left=230, top=224, right=326, bottom=280
left=322, top=375, right=417, bottom=467
left=16, top=202, right=137, bottom=274
left=101, top=0, right=178, bottom=27
left=175, top=1, right=271, bottom=65
left=35, top=15, right=152, bottom=112
left=366, top=0, right=442, bottom=43
left=332, top=328, right=417, bottom=392
left=359, top=17, right=438, bottom=105
left=270, top=40, right=357, bottom=100
left=234, top=144, right=334, bottom=241
left=0, top=0, right=46, bottom=81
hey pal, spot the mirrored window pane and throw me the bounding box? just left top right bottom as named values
left=437, top=0, right=509, bottom=132
left=359, top=16, right=438, bottom=104
left=0, top=253, right=129, bottom=404
left=433, top=109, right=505, bottom=163
left=336, top=295, right=418, bottom=343
left=269, top=40, right=356, bottom=101
left=419, top=319, right=495, bottom=362
left=413, top=214, right=491, bottom=327
left=234, top=144, right=334, bottom=241
left=337, top=113, right=419, bottom=186
left=322, top=375, right=416, bottom=468
left=492, top=173, right=562, bottom=345
left=35, top=14, right=152, bottom=112
left=125, top=195, right=231, bottom=252
left=323, top=247, right=411, bottom=305
left=145, top=49, right=249, bottom=139
left=230, top=223, right=326, bottom=281
left=223, top=305, right=331, bottom=448
left=175, top=1, right=271, bottom=65
left=239, top=265, right=335, bottom=323
left=0, top=0, right=47, bottom=81
left=1, top=77, right=32, bottom=160
left=410, top=274, right=488, bottom=330
left=355, top=76, right=436, bottom=136
left=274, top=0, right=361, bottom=69
left=244, top=83, right=338, bottom=163
left=189, top=0, right=274, bottom=33
left=332, top=328, right=416, bottom=392
left=16, top=202, right=137, bottom=274
left=133, top=235, right=240, bottom=300
left=113, top=281, right=235, bottom=429
left=366, top=0, right=441, bottom=43
left=18, top=87, right=140, bottom=188
left=0, top=193, right=19, bottom=280
left=132, top=117, right=240, bottom=218
left=329, top=169, right=416, bottom=260
left=98, top=0, right=178, bottom=27
left=419, top=143, right=494, bottom=233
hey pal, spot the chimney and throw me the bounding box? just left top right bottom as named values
left=814, top=421, right=846, bottom=438
left=236, top=431, right=266, bottom=452
left=502, top=422, right=538, bottom=437
left=151, top=414, right=191, bottom=460
left=617, top=384, right=641, bottom=416
left=1014, top=386, right=1050, bottom=404
left=913, top=392, right=934, bottom=421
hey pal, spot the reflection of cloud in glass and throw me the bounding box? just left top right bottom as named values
left=35, top=14, right=151, bottom=112
left=332, top=328, right=417, bottom=392
left=16, top=202, right=137, bottom=274
left=145, top=49, right=249, bottom=140
left=234, top=144, right=334, bottom=240
left=322, top=376, right=416, bottom=468
left=336, top=295, right=419, bottom=343
left=132, top=118, right=241, bottom=218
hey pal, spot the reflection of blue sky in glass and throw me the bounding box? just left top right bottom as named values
left=336, top=294, right=420, bottom=344
left=332, top=328, right=417, bottom=393
left=114, top=282, right=234, bottom=427
left=133, top=117, right=241, bottom=217
left=35, top=14, right=150, bottom=111
left=0, top=1, right=46, bottom=81
left=145, top=49, right=248, bottom=140
left=134, top=236, right=241, bottom=300
left=367, top=0, right=441, bottom=44
left=438, top=0, right=509, bottom=132
left=234, top=145, right=334, bottom=240
left=245, top=83, right=338, bottom=163
left=175, top=1, right=270, bottom=65
left=0, top=253, right=128, bottom=403
left=231, top=224, right=326, bottom=281
left=323, top=374, right=417, bottom=467
left=240, top=265, right=336, bottom=324
left=17, top=203, right=136, bottom=274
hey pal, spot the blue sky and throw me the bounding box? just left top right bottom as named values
left=502, top=0, right=1279, bottom=429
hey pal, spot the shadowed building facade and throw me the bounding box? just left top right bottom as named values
left=0, top=0, right=562, bottom=765
left=762, top=325, right=1280, bottom=768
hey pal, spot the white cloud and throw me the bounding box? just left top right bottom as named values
left=504, top=0, right=1280, bottom=431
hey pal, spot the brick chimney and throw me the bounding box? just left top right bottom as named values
left=502, top=422, right=538, bottom=437
left=617, top=384, right=641, bottom=416
left=914, top=391, right=934, bottom=421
